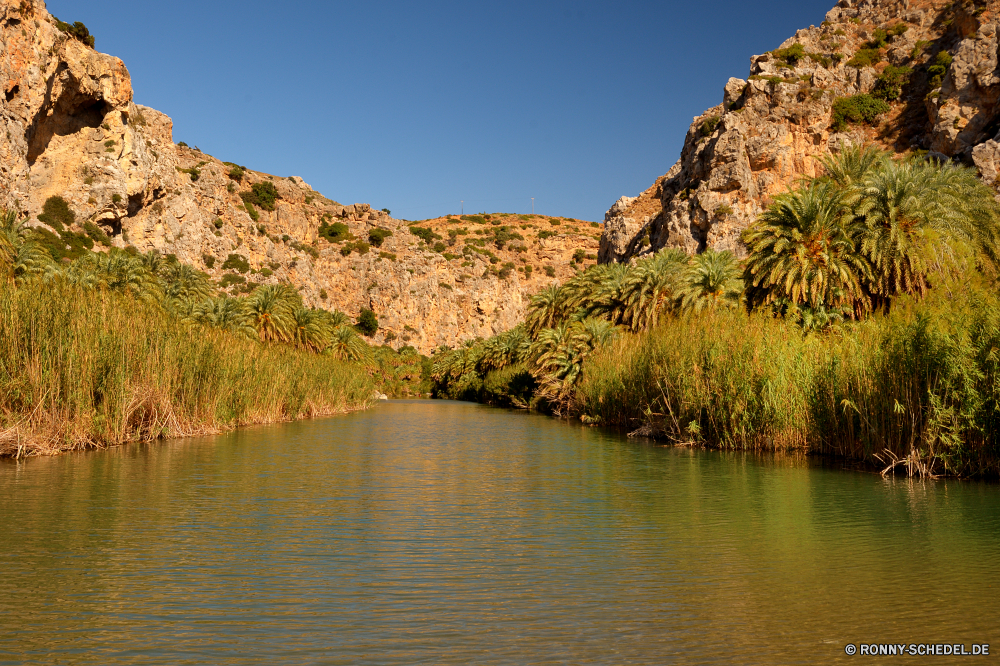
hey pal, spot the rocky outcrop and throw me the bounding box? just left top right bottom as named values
left=0, top=0, right=600, bottom=354
left=602, top=0, right=1000, bottom=263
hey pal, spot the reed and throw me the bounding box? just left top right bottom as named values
left=0, top=281, right=374, bottom=457
left=578, top=287, right=1000, bottom=477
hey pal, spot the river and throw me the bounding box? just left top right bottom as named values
left=1, top=400, right=998, bottom=664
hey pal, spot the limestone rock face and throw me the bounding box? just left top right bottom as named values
left=601, top=0, right=1000, bottom=263
left=0, top=0, right=600, bottom=354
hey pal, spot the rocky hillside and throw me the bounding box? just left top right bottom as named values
left=0, top=0, right=599, bottom=354
left=600, top=0, right=1000, bottom=263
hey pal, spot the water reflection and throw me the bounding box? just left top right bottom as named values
left=1, top=400, right=998, bottom=664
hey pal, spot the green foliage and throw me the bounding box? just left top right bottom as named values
left=772, top=43, right=805, bottom=66
left=830, top=94, right=890, bottom=131
left=888, top=22, right=909, bottom=37
left=213, top=218, right=224, bottom=229
left=37, top=196, right=75, bottom=232
left=409, top=225, right=442, bottom=243
left=221, top=253, right=250, bottom=274
left=54, top=18, right=94, bottom=48
left=244, top=203, right=259, bottom=222
left=538, top=229, right=557, bottom=240
left=203, top=254, right=216, bottom=269
left=319, top=221, right=351, bottom=243
left=846, top=48, right=882, bottom=68
left=356, top=308, right=379, bottom=336
left=240, top=182, right=280, bottom=211
left=699, top=115, right=721, bottom=138
left=872, top=65, right=911, bottom=101
left=83, top=221, right=111, bottom=247
left=368, top=227, right=393, bottom=247
left=227, top=164, right=245, bottom=181
left=544, top=265, right=556, bottom=277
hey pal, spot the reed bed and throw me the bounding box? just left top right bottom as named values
left=0, top=281, right=375, bottom=457
left=578, top=289, right=1000, bottom=477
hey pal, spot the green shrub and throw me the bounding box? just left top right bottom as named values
left=177, top=141, right=188, bottom=148
left=213, top=218, right=224, bottom=229
left=379, top=251, right=397, bottom=261
left=83, top=221, right=111, bottom=247
left=37, top=196, right=75, bottom=232
left=869, top=28, right=888, bottom=48
left=462, top=215, right=487, bottom=224
left=433, top=241, right=447, bottom=253
left=381, top=208, right=391, bottom=214
left=544, top=265, right=556, bottom=278
left=911, top=40, right=929, bottom=59
left=221, top=253, right=250, bottom=274
left=319, top=221, right=351, bottom=243
left=409, top=225, right=441, bottom=243
left=572, top=249, right=587, bottom=264
left=203, top=254, right=216, bottom=269
left=227, top=165, right=245, bottom=181
left=240, top=182, right=280, bottom=211
left=699, top=115, right=721, bottom=137
left=831, top=94, right=890, bottom=131
left=319, top=289, right=328, bottom=300
left=873, top=65, right=911, bottom=101
left=888, top=23, right=909, bottom=37
left=219, top=273, right=246, bottom=288
left=538, top=229, right=557, bottom=240
left=368, top=227, right=393, bottom=247
left=716, top=204, right=734, bottom=216
left=54, top=19, right=95, bottom=48
left=259, top=268, right=273, bottom=278
left=935, top=51, right=953, bottom=68
left=847, top=48, right=882, bottom=68
left=772, top=43, right=805, bottom=66
left=176, top=166, right=200, bottom=181
left=807, top=52, right=831, bottom=68
left=356, top=308, right=379, bottom=336
left=244, top=203, right=259, bottom=222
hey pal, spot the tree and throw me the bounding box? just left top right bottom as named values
left=525, top=284, right=561, bottom=337
left=0, top=210, right=53, bottom=286
left=356, top=308, right=378, bottom=336
left=620, top=248, right=687, bottom=331
left=678, top=249, right=744, bottom=313
left=743, top=182, right=869, bottom=311
left=248, top=284, right=298, bottom=342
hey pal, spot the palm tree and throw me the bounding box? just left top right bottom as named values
left=247, top=284, right=297, bottom=342
left=620, top=248, right=687, bottom=330
left=192, top=296, right=256, bottom=338
left=818, top=143, right=889, bottom=190
left=161, top=262, right=214, bottom=305
left=0, top=210, right=54, bottom=285
left=678, top=249, right=744, bottom=312
left=849, top=159, right=1000, bottom=301
left=479, top=326, right=528, bottom=372
left=743, top=182, right=870, bottom=311
left=290, top=307, right=330, bottom=352
left=328, top=325, right=370, bottom=362
left=525, top=284, right=561, bottom=337
left=64, top=248, right=162, bottom=301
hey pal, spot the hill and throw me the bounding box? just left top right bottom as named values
left=0, top=0, right=597, bottom=354
left=600, top=0, right=1000, bottom=262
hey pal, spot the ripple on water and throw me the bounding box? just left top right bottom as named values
left=1, top=400, right=998, bottom=665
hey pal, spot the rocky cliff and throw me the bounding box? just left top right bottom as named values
left=600, top=0, right=1000, bottom=263
left=0, top=0, right=599, bottom=354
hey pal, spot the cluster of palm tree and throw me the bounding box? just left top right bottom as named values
left=433, top=247, right=743, bottom=408
left=0, top=210, right=370, bottom=361
left=743, top=145, right=1000, bottom=314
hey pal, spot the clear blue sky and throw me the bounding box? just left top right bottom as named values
left=46, top=0, right=833, bottom=221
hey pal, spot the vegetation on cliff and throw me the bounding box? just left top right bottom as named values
left=433, top=147, right=1000, bottom=477
left=0, top=209, right=427, bottom=457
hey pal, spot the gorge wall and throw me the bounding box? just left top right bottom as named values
left=0, top=0, right=599, bottom=354
left=600, top=0, right=1000, bottom=263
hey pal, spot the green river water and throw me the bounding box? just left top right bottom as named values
left=1, top=400, right=998, bottom=664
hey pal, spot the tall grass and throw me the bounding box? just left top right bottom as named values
left=0, top=281, right=374, bottom=457
left=578, top=288, right=1000, bottom=477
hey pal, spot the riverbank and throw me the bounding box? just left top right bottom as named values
left=0, top=280, right=375, bottom=458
